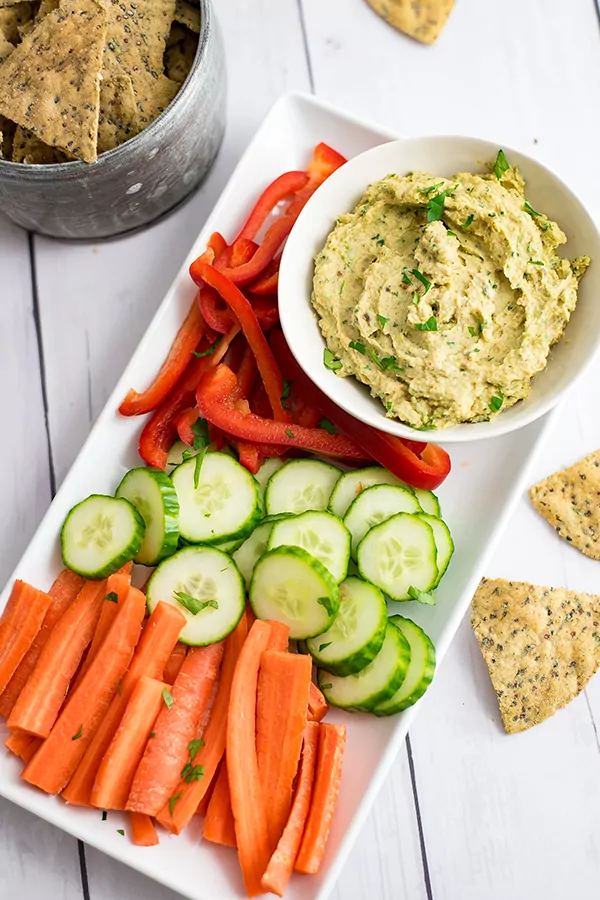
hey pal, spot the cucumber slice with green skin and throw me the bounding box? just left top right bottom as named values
left=116, top=467, right=179, bottom=566
left=165, top=440, right=194, bottom=474
left=249, top=546, right=340, bottom=639
left=414, top=489, right=441, bottom=517
left=373, top=616, right=436, bottom=714
left=328, top=466, right=415, bottom=518
left=318, top=621, right=411, bottom=710
left=265, top=459, right=342, bottom=516
left=172, top=452, right=261, bottom=545
left=267, top=511, right=350, bottom=584
left=214, top=536, right=246, bottom=553
left=344, top=484, right=422, bottom=559
left=357, top=513, right=438, bottom=601
left=416, top=513, right=454, bottom=587
left=255, top=456, right=285, bottom=495
left=61, top=494, right=145, bottom=580
left=231, top=514, right=293, bottom=588
left=306, top=576, right=387, bottom=676
left=146, top=545, right=244, bottom=645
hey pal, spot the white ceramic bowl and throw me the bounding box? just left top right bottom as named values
left=278, top=135, right=600, bottom=442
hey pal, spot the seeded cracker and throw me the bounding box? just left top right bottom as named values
left=0, top=2, right=33, bottom=42
left=97, top=71, right=140, bottom=154
left=471, top=577, right=600, bottom=734
left=364, top=0, right=454, bottom=44
left=0, top=0, right=107, bottom=162
left=0, top=31, right=13, bottom=62
left=173, top=0, right=199, bottom=33
left=529, top=451, right=600, bottom=560
left=12, top=124, right=70, bottom=162
left=164, top=27, right=197, bottom=84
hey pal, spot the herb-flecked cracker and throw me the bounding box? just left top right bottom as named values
left=0, top=0, right=107, bottom=162
left=0, top=30, right=13, bottom=62
left=97, top=70, right=139, bottom=154
left=164, top=27, right=197, bottom=84
left=0, top=112, right=15, bottom=157
left=529, top=451, right=600, bottom=560
left=173, top=0, right=199, bottom=33
left=12, top=124, right=70, bottom=162
left=0, top=2, right=33, bottom=42
left=471, top=577, right=600, bottom=734
left=364, top=0, right=454, bottom=44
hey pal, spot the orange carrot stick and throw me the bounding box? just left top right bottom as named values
left=127, top=642, right=224, bottom=816
left=261, top=721, right=319, bottom=896
left=245, top=603, right=256, bottom=629
left=294, top=723, right=346, bottom=874
left=0, top=581, right=54, bottom=696
left=91, top=676, right=166, bottom=810
left=129, top=812, right=159, bottom=846
left=72, top=573, right=131, bottom=692
left=203, top=761, right=236, bottom=848
left=22, top=587, right=147, bottom=794
left=163, top=643, right=187, bottom=685
left=227, top=619, right=272, bottom=897
left=61, top=601, right=185, bottom=807
left=195, top=771, right=216, bottom=817
left=5, top=730, right=36, bottom=760
left=155, top=612, right=249, bottom=834
left=257, top=650, right=311, bottom=853
left=7, top=579, right=107, bottom=738
left=0, top=570, right=84, bottom=718
left=308, top=681, right=329, bottom=723
left=266, top=620, right=289, bottom=652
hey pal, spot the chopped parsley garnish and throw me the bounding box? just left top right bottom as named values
left=104, top=591, right=118, bottom=603
left=524, top=200, right=541, bottom=216
left=377, top=314, right=388, bottom=327
left=317, top=595, right=335, bottom=616
left=318, top=418, right=336, bottom=434
left=182, top=764, right=205, bottom=784
left=181, top=448, right=196, bottom=462
left=162, top=688, right=174, bottom=710
left=371, top=233, right=385, bottom=246
left=379, top=356, right=401, bottom=371
left=193, top=337, right=221, bottom=358
left=529, top=259, right=544, bottom=266
left=191, top=417, right=211, bottom=482
left=489, top=390, right=504, bottom=412
left=468, top=326, right=477, bottom=337
left=173, top=591, right=218, bottom=615
left=446, top=230, right=457, bottom=237
left=402, top=270, right=411, bottom=285
left=348, top=340, right=366, bottom=354
left=285, top=429, right=295, bottom=439
left=493, top=149, right=510, bottom=179
left=412, top=291, right=419, bottom=305
left=408, top=585, right=435, bottom=605
left=411, top=268, right=431, bottom=295
left=117, top=829, right=125, bottom=836
left=460, top=214, right=474, bottom=230
left=149, top=732, right=156, bottom=738
left=194, top=447, right=207, bottom=489
left=426, top=184, right=458, bottom=223
left=468, top=315, right=484, bottom=337
left=417, top=181, right=444, bottom=196
left=320, top=683, right=333, bottom=690
left=169, top=793, right=181, bottom=815
left=323, top=348, right=342, bottom=372
left=414, top=316, right=438, bottom=332
left=318, top=642, right=333, bottom=652
left=188, top=738, right=205, bottom=759
left=72, top=725, right=83, bottom=741
left=102, top=810, right=107, bottom=821
left=280, top=378, right=292, bottom=410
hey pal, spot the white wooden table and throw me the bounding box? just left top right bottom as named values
left=3, top=1, right=600, bottom=897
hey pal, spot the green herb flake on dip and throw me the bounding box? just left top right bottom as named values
left=311, top=158, right=590, bottom=429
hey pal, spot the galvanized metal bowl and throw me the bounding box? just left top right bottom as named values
left=0, top=0, right=226, bottom=240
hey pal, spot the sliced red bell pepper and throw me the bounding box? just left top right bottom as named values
left=119, top=300, right=205, bottom=417
left=248, top=259, right=279, bottom=296
left=229, top=238, right=259, bottom=268
left=196, top=365, right=370, bottom=462
left=176, top=405, right=199, bottom=446
left=234, top=171, right=310, bottom=243
left=286, top=143, right=347, bottom=220
left=235, top=343, right=257, bottom=399
left=194, top=264, right=291, bottom=423
left=192, top=216, right=294, bottom=289
left=269, top=329, right=451, bottom=491
left=249, top=295, right=279, bottom=331
left=200, top=287, right=232, bottom=335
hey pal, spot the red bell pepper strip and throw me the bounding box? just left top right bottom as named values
left=195, top=264, right=291, bottom=423
left=175, top=405, right=199, bottom=446
left=248, top=258, right=279, bottom=296
left=229, top=238, right=259, bottom=268
left=200, top=287, right=278, bottom=335
left=192, top=216, right=294, bottom=289
left=196, top=365, right=369, bottom=462
left=119, top=301, right=205, bottom=417
left=234, top=171, right=310, bottom=243
left=249, top=295, right=279, bottom=331
left=269, top=329, right=451, bottom=491
left=286, top=143, right=347, bottom=220
left=207, top=231, right=228, bottom=258
left=236, top=343, right=257, bottom=399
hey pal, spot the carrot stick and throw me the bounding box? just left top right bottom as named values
left=261, top=721, right=319, bottom=896
left=127, top=642, right=224, bottom=816
left=245, top=603, right=257, bottom=629
left=266, top=620, right=289, bottom=651
left=308, top=682, right=329, bottom=723
left=61, top=601, right=185, bottom=807
left=195, top=771, right=216, bottom=817
left=227, top=619, right=272, bottom=897
left=91, top=676, right=167, bottom=810
left=129, top=812, right=159, bottom=846
left=203, top=760, right=236, bottom=848
left=7, top=579, right=107, bottom=738
left=257, top=651, right=311, bottom=854
left=22, top=587, right=147, bottom=795
left=294, top=723, right=346, bottom=874
left=72, top=573, right=131, bottom=691
left=155, top=612, right=249, bottom=834
left=0, top=581, right=54, bottom=696
left=5, top=730, right=36, bottom=760
left=163, top=643, right=187, bottom=685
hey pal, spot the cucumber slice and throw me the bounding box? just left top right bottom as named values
left=249, top=546, right=340, bottom=639
left=232, top=521, right=274, bottom=587
left=328, top=466, right=415, bottom=518
left=306, top=576, right=387, bottom=675
left=255, top=456, right=285, bottom=494
left=61, top=494, right=145, bottom=579
left=214, top=536, right=246, bottom=553
left=318, top=621, right=411, bottom=710
left=171, top=452, right=261, bottom=544
left=416, top=513, right=454, bottom=587
left=146, top=545, right=244, bottom=645
left=116, top=467, right=179, bottom=566
left=267, top=511, right=350, bottom=584
left=374, top=616, right=436, bottom=714
left=166, top=440, right=195, bottom=474
left=357, top=513, right=438, bottom=601
left=414, top=488, right=441, bottom=517
left=265, top=459, right=342, bottom=516
left=344, top=484, right=422, bottom=558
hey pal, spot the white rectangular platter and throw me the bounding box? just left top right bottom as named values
left=0, top=92, right=560, bottom=900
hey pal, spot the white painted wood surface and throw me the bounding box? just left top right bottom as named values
left=2, top=1, right=600, bottom=898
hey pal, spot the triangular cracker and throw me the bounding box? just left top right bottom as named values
left=164, top=27, right=197, bottom=84
left=12, top=124, right=70, bottom=162
left=0, top=31, right=13, bottom=63
left=471, top=577, right=600, bottom=733
left=97, top=69, right=139, bottom=154
left=173, top=0, right=199, bottom=33
left=0, top=0, right=107, bottom=162
left=529, top=451, right=600, bottom=560
left=0, top=2, right=33, bottom=42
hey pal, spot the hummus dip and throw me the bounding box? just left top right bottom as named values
left=312, top=158, right=589, bottom=429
